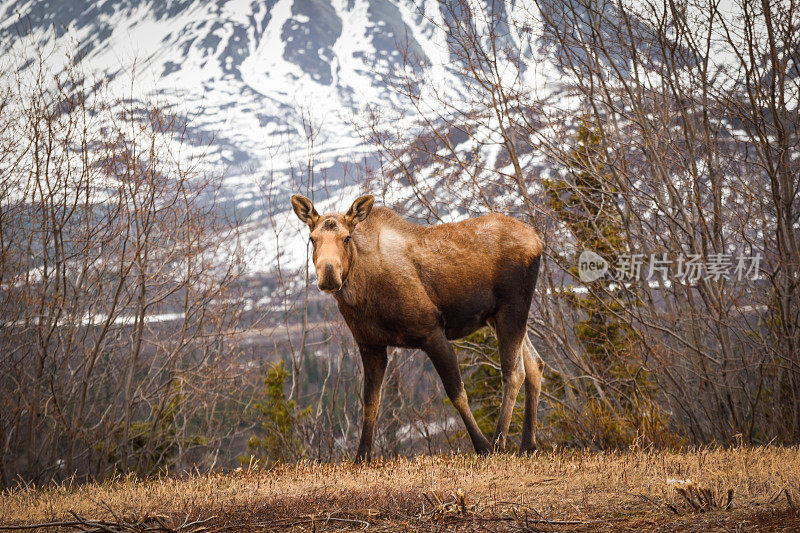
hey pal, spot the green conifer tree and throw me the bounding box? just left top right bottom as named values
left=542, top=121, right=677, bottom=448
left=245, top=360, right=311, bottom=464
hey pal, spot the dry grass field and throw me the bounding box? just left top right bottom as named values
left=2, top=446, right=800, bottom=532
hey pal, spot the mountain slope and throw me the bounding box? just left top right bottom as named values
left=0, top=0, right=553, bottom=274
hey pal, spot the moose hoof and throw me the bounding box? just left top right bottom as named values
left=472, top=436, right=492, bottom=455
left=518, top=444, right=537, bottom=456
left=354, top=451, right=371, bottom=464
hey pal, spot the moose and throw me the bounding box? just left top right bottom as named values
left=291, top=194, right=544, bottom=461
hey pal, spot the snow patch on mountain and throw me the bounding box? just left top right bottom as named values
left=1, top=0, right=558, bottom=275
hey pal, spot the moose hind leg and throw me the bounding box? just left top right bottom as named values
left=488, top=315, right=526, bottom=452
left=520, top=335, right=544, bottom=454
left=356, top=344, right=388, bottom=462
left=424, top=332, right=492, bottom=454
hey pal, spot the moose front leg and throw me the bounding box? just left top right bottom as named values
left=355, top=344, right=388, bottom=462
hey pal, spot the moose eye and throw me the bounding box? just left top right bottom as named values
left=309, top=237, right=316, bottom=246
left=344, top=236, right=351, bottom=244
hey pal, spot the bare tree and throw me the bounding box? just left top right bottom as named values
left=0, top=39, right=248, bottom=486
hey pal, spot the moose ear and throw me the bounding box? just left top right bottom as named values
left=290, top=194, right=320, bottom=230
left=344, top=194, right=374, bottom=230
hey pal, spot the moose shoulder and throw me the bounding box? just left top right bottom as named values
left=291, top=194, right=544, bottom=461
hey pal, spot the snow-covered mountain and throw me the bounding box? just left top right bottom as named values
left=1, top=0, right=556, bottom=274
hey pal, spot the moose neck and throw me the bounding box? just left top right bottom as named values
left=329, top=209, right=401, bottom=309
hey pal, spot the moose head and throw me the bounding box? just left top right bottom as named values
left=290, top=194, right=374, bottom=292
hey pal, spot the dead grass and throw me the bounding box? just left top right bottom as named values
left=2, top=446, right=799, bottom=531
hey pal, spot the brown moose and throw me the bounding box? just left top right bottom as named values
left=291, top=194, right=544, bottom=461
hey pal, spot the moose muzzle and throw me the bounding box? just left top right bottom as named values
left=316, top=261, right=343, bottom=292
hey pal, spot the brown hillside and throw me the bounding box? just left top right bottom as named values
left=2, top=447, right=799, bottom=532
